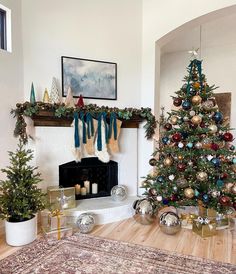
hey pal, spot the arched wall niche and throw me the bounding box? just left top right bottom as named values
left=138, top=4, right=236, bottom=189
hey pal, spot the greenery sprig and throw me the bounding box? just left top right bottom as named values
left=11, top=102, right=157, bottom=143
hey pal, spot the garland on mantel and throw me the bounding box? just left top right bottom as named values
left=11, top=102, right=157, bottom=143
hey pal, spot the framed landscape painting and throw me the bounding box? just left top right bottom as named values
left=61, top=56, right=117, bottom=100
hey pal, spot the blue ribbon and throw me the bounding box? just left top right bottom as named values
left=187, top=59, right=203, bottom=95
left=109, top=112, right=117, bottom=140
left=74, top=112, right=80, bottom=148
left=97, top=112, right=108, bottom=151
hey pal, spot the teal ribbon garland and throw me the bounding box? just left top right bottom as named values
left=79, top=112, right=87, bottom=144
left=86, top=112, right=94, bottom=139
left=74, top=112, right=80, bottom=148
left=97, top=112, right=109, bottom=151
left=109, top=112, right=117, bottom=140
left=187, top=59, right=203, bottom=95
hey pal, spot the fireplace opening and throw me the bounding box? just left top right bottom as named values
left=59, top=157, right=118, bottom=200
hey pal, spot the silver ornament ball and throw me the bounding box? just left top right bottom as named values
left=133, top=198, right=156, bottom=225
left=111, top=185, right=127, bottom=201
left=76, top=213, right=95, bottom=234
left=159, top=211, right=181, bottom=235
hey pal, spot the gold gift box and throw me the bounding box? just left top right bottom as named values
left=198, top=205, right=217, bottom=218
left=192, top=219, right=216, bottom=238
left=215, top=215, right=229, bottom=228
left=47, top=186, right=76, bottom=210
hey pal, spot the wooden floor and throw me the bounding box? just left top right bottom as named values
left=0, top=218, right=236, bottom=264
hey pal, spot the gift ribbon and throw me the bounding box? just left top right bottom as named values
left=49, top=209, right=63, bottom=240
left=181, top=213, right=198, bottom=224
left=197, top=216, right=210, bottom=224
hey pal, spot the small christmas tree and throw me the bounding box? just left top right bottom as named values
left=144, top=57, right=236, bottom=213
left=0, top=141, right=46, bottom=221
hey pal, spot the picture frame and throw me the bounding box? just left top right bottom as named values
left=61, top=56, right=117, bottom=100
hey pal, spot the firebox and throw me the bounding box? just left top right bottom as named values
left=59, top=157, right=118, bottom=200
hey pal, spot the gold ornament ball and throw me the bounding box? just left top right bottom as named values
left=164, top=157, right=173, bottom=167
left=184, top=188, right=194, bottom=199
left=191, top=115, right=202, bottom=125
left=196, top=171, right=208, bottom=181
left=208, top=124, right=218, bottom=134
left=192, top=95, right=202, bottom=105
left=178, top=155, right=184, bottom=160
left=232, top=184, right=236, bottom=194
left=170, top=116, right=178, bottom=125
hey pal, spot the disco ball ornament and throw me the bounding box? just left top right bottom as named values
left=182, top=100, right=191, bottom=110
left=76, top=213, right=95, bottom=234
left=202, top=99, right=215, bottom=111
left=173, top=97, right=182, bottom=107
left=176, top=177, right=188, bottom=188
left=208, top=124, right=218, bottom=134
left=196, top=171, right=208, bottom=181
left=111, top=185, right=127, bottom=201
left=159, top=212, right=181, bottom=235
left=192, top=95, right=202, bottom=105
left=213, top=111, right=223, bottom=123
left=133, top=198, right=156, bottom=225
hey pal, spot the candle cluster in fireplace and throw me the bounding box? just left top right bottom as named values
left=75, top=181, right=98, bottom=196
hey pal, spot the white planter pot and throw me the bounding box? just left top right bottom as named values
left=5, top=215, right=37, bottom=246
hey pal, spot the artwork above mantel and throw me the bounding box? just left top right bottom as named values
left=11, top=102, right=157, bottom=143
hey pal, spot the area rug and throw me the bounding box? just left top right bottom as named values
left=0, top=234, right=235, bottom=274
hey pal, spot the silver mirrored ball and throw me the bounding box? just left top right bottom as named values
left=133, top=198, right=156, bottom=225
left=111, top=185, right=127, bottom=201
left=159, top=211, right=181, bottom=235
left=76, top=213, right=95, bottom=234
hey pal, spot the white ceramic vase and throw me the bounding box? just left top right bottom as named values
left=5, top=215, right=37, bottom=246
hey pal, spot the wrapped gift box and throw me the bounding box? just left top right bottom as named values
left=198, top=204, right=217, bottom=218
left=215, top=213, right=229, bottom=229
left=41, top=209, right=68, bottom=231
left=42, top=226, right=73, bottom=241
left=192, top=217, right=216, bottom=238
left=177, top=206, right=198, bottom=229
left=47, top=186, right=76, bottom=210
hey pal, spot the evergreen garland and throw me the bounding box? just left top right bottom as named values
left=11, top=102, right=157, bottom=143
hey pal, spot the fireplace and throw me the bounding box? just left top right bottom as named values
left=59, top=157, right=118, bottom=200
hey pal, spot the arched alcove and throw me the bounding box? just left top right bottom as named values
left=155, top=6, right=236, bottom=138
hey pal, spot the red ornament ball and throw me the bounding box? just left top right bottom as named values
left=172, top=133, right=182, bottom=142
left=170, top=194, right=178, bottom=201
left=220, top=173, right=228, bottom=180
left=211, top=143, right=219, bottom=151
left=164, top=123, right=172, bottom=131
left=219, top=196, right=231, bottom=206
left=173, top=97, right=182, bottom=107
left=149, top=188, right=157, bottom=196
left=223, top=132, right=233, bottom=142
left=177, top=163, right=186, bottom=172
left=200, top=122, right=206, bottom=128
left=233, top=202, right=236, bottom=210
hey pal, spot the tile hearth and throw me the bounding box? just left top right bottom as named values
left=63, top=196, right=138, bottom=224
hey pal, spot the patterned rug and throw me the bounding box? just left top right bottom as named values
left=0, top=234, right=235, bottom=274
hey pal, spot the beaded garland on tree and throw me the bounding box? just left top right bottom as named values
left=144, top=58, right=236, bottom=213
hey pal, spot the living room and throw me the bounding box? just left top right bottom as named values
left=0, top=1, right=236, bottom=273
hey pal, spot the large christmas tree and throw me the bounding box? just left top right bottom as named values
left=144, top=58, right=236, bottom=213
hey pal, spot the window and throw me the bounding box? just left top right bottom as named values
left=0, top=8, right=6, bottom=50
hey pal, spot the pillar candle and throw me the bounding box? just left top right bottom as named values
left=84, top=180, right=90, bottom=194
left=81, top=187, right=87, bottom=196
left=92, top=183, right=98, bottom=194
left=75, top=184, right=81, bottom=195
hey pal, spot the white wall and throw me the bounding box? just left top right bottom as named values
left=21, top=0, right=142, bottom=195
left=0, top=0, right=23, bottom=180
left=139, top=0, right=236, bottom=184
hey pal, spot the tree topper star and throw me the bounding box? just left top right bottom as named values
left=188, top=48, right=199, bottom=58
